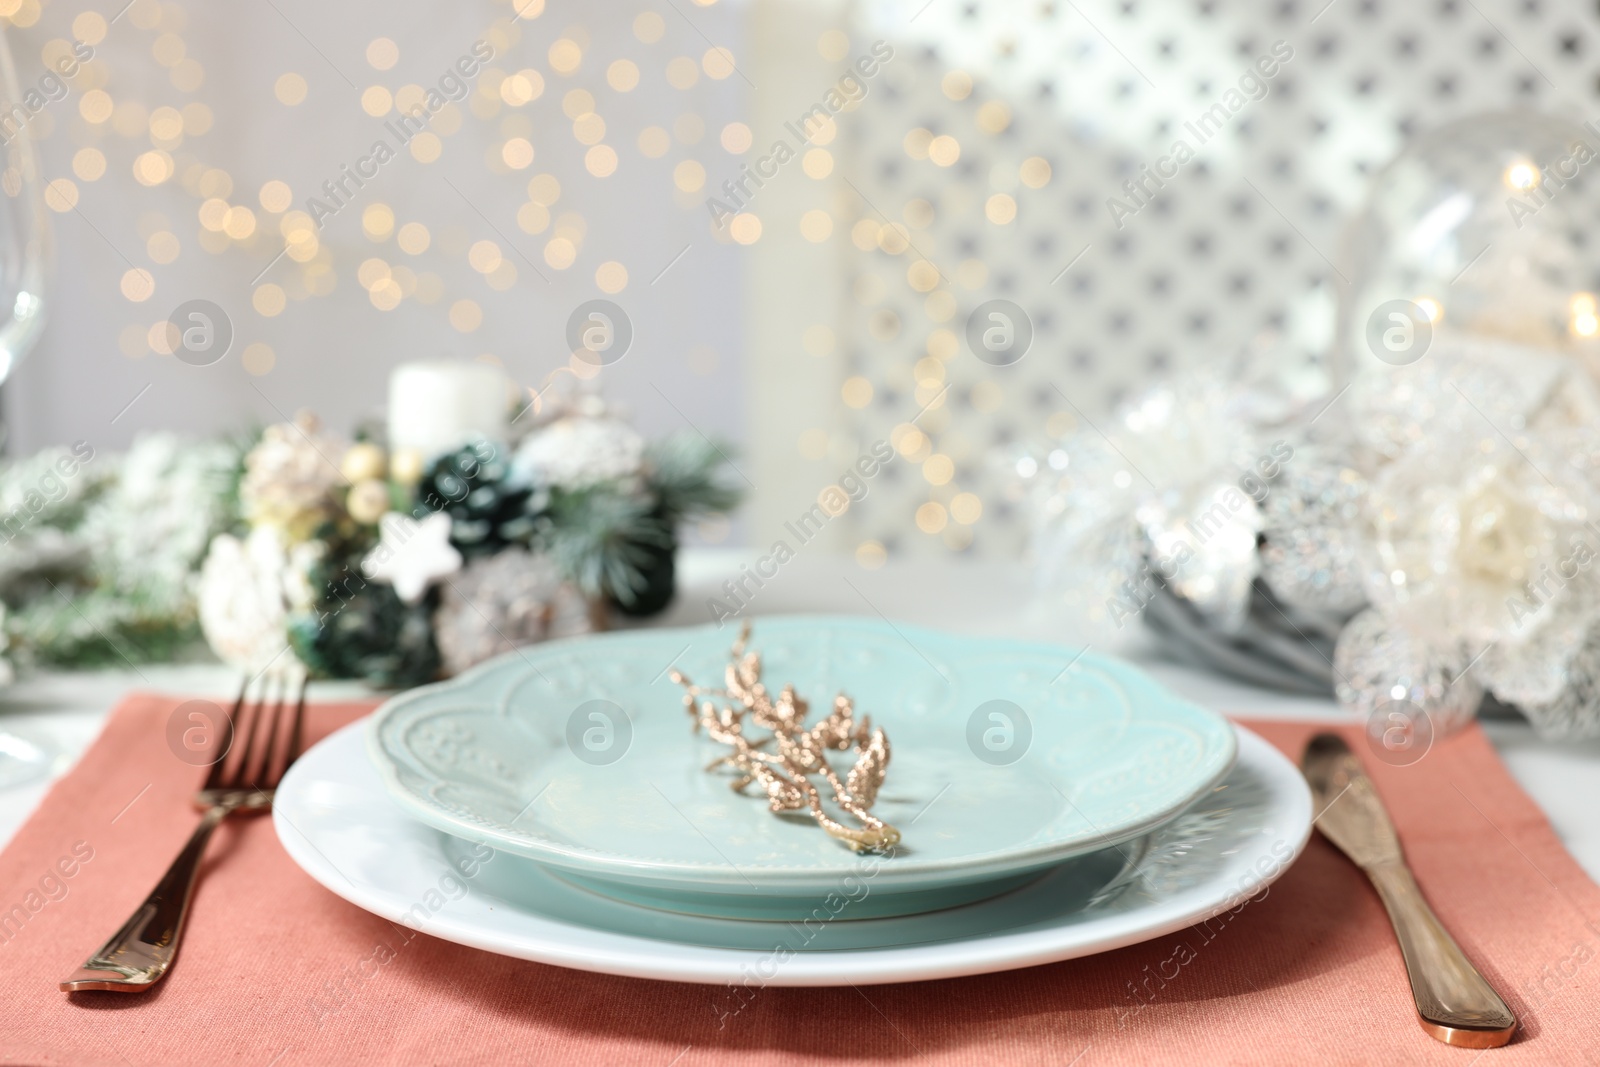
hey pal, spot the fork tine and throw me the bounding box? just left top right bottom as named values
left=249, top=674, right=286, bottom=792
left=279, top=673, right=309, bottom=782
left=225, top=674, right=268, bottom=791
left=204, top=675, right=250, bottom=791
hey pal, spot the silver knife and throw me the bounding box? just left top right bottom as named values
left=1302, top=733, right=1516, bottom=1049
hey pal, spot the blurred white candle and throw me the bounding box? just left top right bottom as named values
left=387, top=361, right=508, bottom=458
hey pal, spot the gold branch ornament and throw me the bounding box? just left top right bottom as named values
left=669, top=624, right=901, bottom=853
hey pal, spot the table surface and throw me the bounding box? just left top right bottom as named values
left=4, top=549, right=1598, bottom=884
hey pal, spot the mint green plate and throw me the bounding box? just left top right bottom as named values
left=367, top=616, right=1237, bottom=920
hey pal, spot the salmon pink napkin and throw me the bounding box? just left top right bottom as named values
left=2, top=693, right=1599, bottom=1066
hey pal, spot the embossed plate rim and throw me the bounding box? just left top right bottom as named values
left=366, top=616, right=1238, bottom=890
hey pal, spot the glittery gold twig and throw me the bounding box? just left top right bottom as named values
left=669, top=623, right=901, bottom=853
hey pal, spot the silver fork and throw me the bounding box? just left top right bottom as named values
left=59, top=670, right=308, bottom=993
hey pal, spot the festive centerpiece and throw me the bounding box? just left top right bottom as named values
left=0, top=366, right=739, bottom=691
left=196, top=375, right=740, bottom=687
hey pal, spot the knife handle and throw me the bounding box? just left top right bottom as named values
left=1366, top=862, right=1516, bottom=1048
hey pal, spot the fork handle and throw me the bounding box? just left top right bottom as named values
left=1366, top=862, right=1517, bottom=1048
left=59, top=803, right=231, bottom=993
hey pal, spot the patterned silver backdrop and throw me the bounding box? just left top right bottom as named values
left=825, top=0, right=1600, bottom=560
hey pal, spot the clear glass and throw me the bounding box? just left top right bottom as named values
left=0, top=25, right=53, bottom=788
left=0, top=26, right=46, bottom=385
left=1337, top=110, right=1600, bottom=384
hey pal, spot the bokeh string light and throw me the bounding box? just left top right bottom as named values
left=7, top=0, right=1426, bottom=560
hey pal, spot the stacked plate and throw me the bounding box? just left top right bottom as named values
left=273, top=616, right=1313, bottom=985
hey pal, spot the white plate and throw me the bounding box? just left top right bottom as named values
left=274, top=719, right=1311, bottom=985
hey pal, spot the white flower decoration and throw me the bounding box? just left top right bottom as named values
left=1030, top=377, right=1274, bottom=634
left=1359, top=417, right=1600, bottom=724
left=1363, top=427, right=1596, bottom=650
left=198, top=527, right=304, bottom=672
left=361, top=511, right=462, bottom=604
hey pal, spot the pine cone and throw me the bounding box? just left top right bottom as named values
left=288, top=541, right=440, bottom=688
left=432, top=549, right=592, bottom=676
left=413, top=442, right=540, bottom=558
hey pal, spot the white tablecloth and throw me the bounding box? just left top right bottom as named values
left=4, top=550, right=1598, bottom=884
